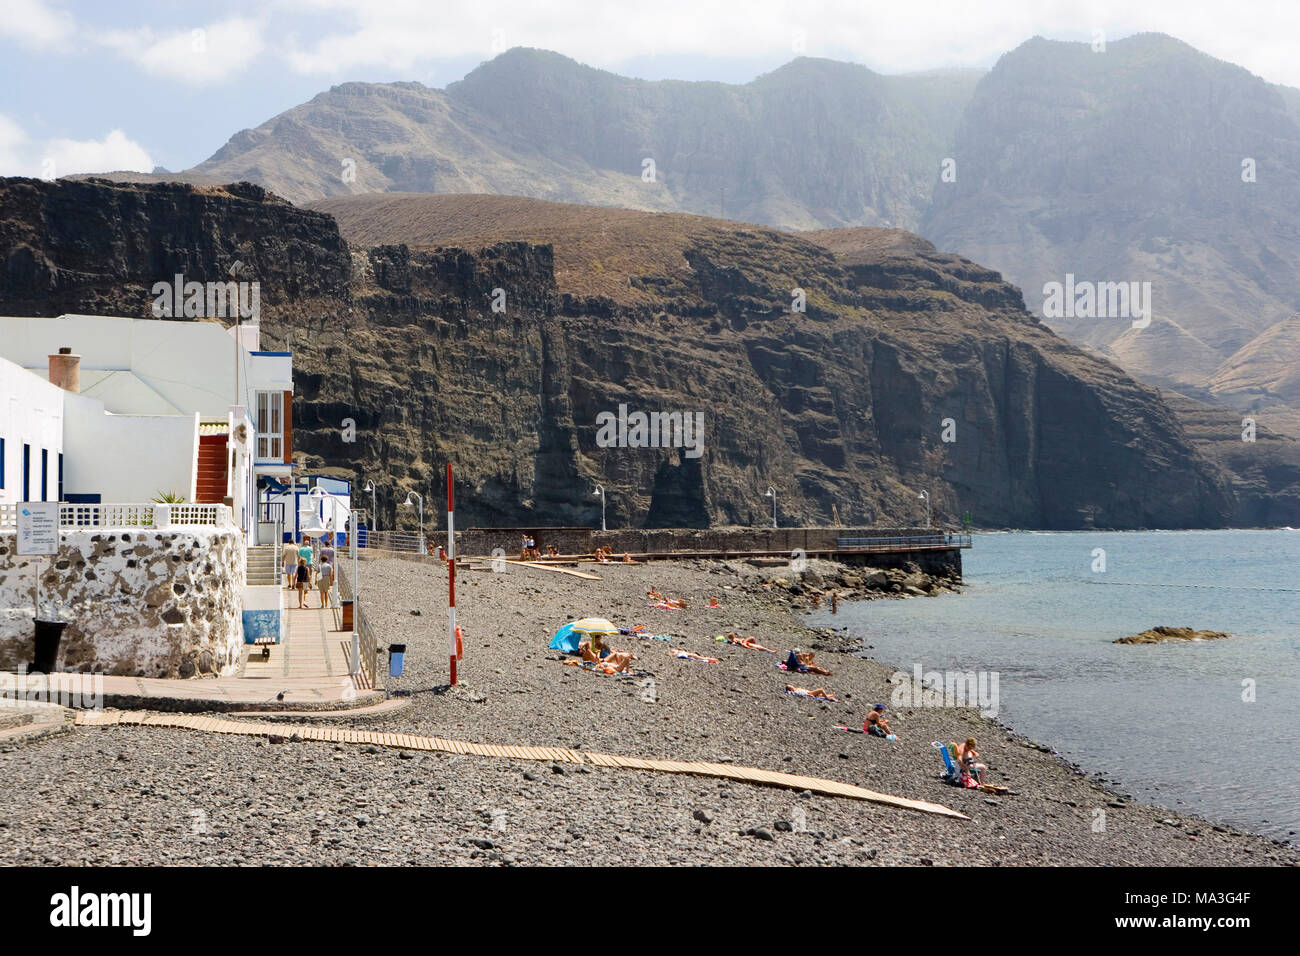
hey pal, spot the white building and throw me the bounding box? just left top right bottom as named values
left=0, top=314, right=293, bottom=540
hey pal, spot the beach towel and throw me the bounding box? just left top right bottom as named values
left=670, top=651, right=719, bottom=663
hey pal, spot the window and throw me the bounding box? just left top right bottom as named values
left=58, top=453, right=63, bottom=502
left=0, top=437, right=5, bottom=489
left=40, top=449, right=48, bottom=501
left=255, top=391, right=283, bottom=461
left=22, top=444, right=30, bottom=501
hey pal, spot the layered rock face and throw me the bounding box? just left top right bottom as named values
left=0, top=178, right=1236, bottom=530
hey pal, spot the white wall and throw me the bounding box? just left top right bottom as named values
left=0, top=315, right=292, bottom=420
left=63, top=402, right=198, bottom=503
left=0, top=357, right=64, bottom=505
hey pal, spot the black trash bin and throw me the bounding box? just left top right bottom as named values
left=32, top=619, right=68, bottom=674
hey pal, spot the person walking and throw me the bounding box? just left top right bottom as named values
left=298, top=537, right=315, bottom=588
left=316, top=556, right=333, bottom=608
left=295, top=558, right=310, bottom=608
left=281, top=536, right=300, bottom=589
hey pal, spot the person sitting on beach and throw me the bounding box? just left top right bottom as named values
left=726, top=632, right=776, bottom=653
left=786, top=684, right=836, bottom=701
left=579, top=635, right=635, bottom=673
left=595, top=547, right=610, bottom=563
left=548, top=545, right=559, bottom=557
left=669, top=649, right=719, bottom=663
left=647, top=588, right=664, bottom=602
left=706, top=596, right=722, bottom=608
left=957, top=738, right=987, bottom=786
left=863, top=704, right=896, bottom=738
left=622, top=552, right=634, bottom=563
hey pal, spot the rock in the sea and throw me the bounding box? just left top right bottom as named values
left=1115, top=626, right=1230, bottom=644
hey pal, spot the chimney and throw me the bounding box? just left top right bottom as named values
left=49, top=347, right=80, bottom=394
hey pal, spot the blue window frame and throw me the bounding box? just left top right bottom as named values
left=58, top=453, right=63, bottom=502
left=22, top=443, right=30, bottom=501
left=41, top=448, right=48, bottom=501
left=0, top=437, right=5, bottom=489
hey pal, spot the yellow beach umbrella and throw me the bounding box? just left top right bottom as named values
left=569, top=618, right=619, bottom=635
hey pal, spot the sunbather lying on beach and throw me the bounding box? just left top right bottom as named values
left=785, top=684, right=836, bottom=701
left=647, top=588, right=664, bottom=602
left=669, top=649, right=719, bottom=663
left=726, top=632, right=777, bottom=653
left=795, top=650, right=833, bottom=676
left=706, top=596, right=722, bottom=608
left=578, top=635, right=636, bottom=673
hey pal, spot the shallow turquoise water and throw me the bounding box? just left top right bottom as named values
left=809, top=530, right=1300, bottom=843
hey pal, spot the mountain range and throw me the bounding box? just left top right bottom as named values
left=92, top=33, right=1300, bottom=439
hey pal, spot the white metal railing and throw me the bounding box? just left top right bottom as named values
left=0, top=502, right=235, bottom=530
left=358, top=530, right=426, bottom=553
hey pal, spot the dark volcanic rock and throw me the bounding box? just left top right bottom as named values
left=0, top=178, right=1236, bottom=530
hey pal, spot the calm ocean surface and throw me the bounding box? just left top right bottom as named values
left=808, top=530, right=1300, bottom=843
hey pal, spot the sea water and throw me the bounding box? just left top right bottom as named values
left=809, top=530, right=1300, bottom=843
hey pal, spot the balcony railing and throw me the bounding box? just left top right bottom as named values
left=0, top=503, right=235, bottom=530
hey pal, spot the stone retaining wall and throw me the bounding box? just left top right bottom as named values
left=0, top=528, right=245, bottom=678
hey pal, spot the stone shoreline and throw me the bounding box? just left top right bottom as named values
left=0, top=555, right=1293, bottom=866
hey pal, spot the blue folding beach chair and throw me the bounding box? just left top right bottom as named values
left=932, top=741, right=962, bottom=785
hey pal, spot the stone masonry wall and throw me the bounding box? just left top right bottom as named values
left=0, top=528, right=245, bottom=678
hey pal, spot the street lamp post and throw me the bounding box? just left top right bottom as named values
left=593, top=484, right=606, bottom=532
left=363, top=479, right=378, bottom=533
left=403, top=491, right=424, bottom=553
left=918, top=490, right=931, bottom=529
left=764, top=486, right=777, bottom=528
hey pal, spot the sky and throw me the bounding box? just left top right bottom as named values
left=3, top=0, right=1299, bottom=177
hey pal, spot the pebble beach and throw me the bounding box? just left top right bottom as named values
left=0, top=555, right=1294, bottom=867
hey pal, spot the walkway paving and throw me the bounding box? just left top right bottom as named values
left=242, top=595, right=354, bottom=680
left=0, top=604, right=377, bottom=712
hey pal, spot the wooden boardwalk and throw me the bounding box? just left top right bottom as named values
left=75, top=709, right=967, bottom=820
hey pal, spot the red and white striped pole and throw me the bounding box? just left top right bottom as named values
left=447, top=463, right=457, bottom=686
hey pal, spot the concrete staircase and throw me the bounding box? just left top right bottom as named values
left=195, top=433, right=228, bottom=504
left=246, top=544, right=281, bottom=585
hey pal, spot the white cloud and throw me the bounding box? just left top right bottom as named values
left=0, top=115, right=153, bottom=178
left=276, top=0, right=1300, bottom=88
left=99, top=17, right=265, bottom=85
left=0, top=0, right=76, bottom=50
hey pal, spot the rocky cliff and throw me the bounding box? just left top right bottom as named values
left=0, top=178, right=1238, bottom=530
